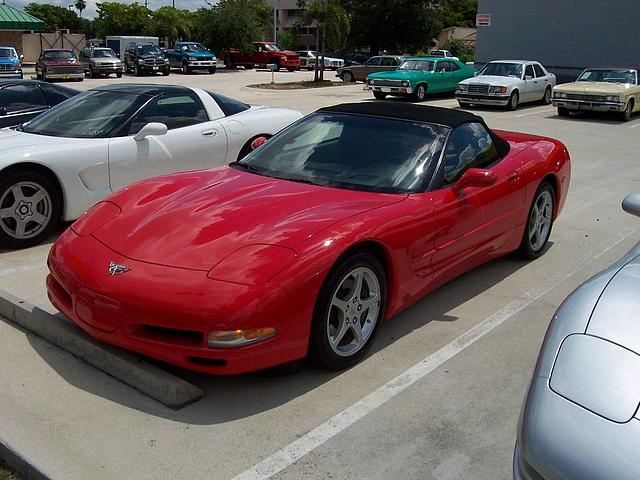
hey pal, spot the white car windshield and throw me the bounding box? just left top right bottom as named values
left=92, top=49, right=116, bottom=58
left=19, top=91, right=148, bottom=138
left=479, top=62, right=523, bottom=78
left=578, top=69, right=637, bottom=84
left=398, top=60, right=435, bottom=71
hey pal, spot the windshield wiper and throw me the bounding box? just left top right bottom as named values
left=228, top=161, right=264, bottom=174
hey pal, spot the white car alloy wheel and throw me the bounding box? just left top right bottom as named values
left=0, top=172, right=59, bottom=249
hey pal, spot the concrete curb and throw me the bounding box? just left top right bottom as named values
left=0, top=288, right=204, bottom=410
left=0, top=439, right=51, bottom=480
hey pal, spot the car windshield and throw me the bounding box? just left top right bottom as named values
left=235, top=112, right=449, bottom=194
left=264, top=43, right=283, bottom=52
left=0, top=48, right=17, bottom=58
left=184, top=43, right=207, bottom=52
left=577, top=69, right=637, bottom=84
left=43, top=51, right=75, bottom=60
left=92, top=49, right=116, bottom=58
left=398, top=60, right=435, bottom=71
left=479, top=62, right=523, bottom=78
left=138, top=45, right=161, bottom=55
left=19, top=90, right=148, bottom=138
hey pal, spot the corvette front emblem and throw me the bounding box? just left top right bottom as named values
left=108, top=261, right=131, bottom=276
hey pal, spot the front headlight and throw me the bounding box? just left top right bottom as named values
left=401, top=80, right=410, bottom=87
left=606, top=95, right=619, bottom=102
left=554, top=91, right=567, bottom=98
left=458, top=83, right=468, bottom=92
left=367, top=78, right=373, bottom=85
left=164, top=58, right=169, bottom=63
left=138, top=59, right=144, bottom=64
left=207, top=244, right=297, bottom=285
left=489, top=86, right=508, bottom=94
left=188, top=56, right=196, bottom=61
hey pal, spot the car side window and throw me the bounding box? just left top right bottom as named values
left=126, top=93, right=208, bottom=135
left=365, top=57, right=381, bottom=66
left=380, top=57, right=396, bottom=66
left=525, top=64, right=535, bottom=79
left=448, top=61, right=460, bottom=71
left=441, top=122, right=499, bottom=185
left=0, top=85, right=47, bottom=114
left=39, top=84, right=74, bottom=106
left=533, top=64, right=546, bottom=78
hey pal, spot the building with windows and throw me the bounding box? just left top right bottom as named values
left=475, top=0, right=640, bottom=82
left=266, top=0, right=317, bottom=48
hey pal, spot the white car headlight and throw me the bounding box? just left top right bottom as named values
left=489, top=86, right=508, bottom=94
left=458, top=84, right=468, bottom=92
left=606, top=95, right=619, bottom=102
left=138, top=59, right=144, bottom=64
left=554, top=91, right=567, bottom=98
left=401, top=80, right=410, bottom=87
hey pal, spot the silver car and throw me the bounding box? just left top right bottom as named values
left=79, top=47, right=123, bottom=78
left=515, top=193, right=640, bottom=480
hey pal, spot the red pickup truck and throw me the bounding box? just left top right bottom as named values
left=221, top=42, right=300, bottom=71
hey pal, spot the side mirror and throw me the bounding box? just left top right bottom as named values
left=19, top=54, right=24, bottom=60
left=453, top=168, right=497, bottom=192
left=622, top=193, right=640, bottom=218
left=251, top=136, right=268, bottom=150
left=134, top=122, right=168, bottom=141
left=0, top=106, right=7, bottom=116
left=473, top=71, right=479, bottom=76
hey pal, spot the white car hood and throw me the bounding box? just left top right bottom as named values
left=460, top=74, right=523, bottom=87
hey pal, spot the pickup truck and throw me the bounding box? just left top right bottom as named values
left=221, top=42, right=300, bottom=71
left=165, top=41, right=217, bottom=74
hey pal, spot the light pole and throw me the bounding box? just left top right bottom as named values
left=272, top=0, right=278, bottom=43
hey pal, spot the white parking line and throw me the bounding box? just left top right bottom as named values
left=231, top=228, right=637, bottom=480
left=630, top=122, right=640, bottom=128
left=515, top=108, right=556, bottom=117
left=0, top=263, right=46, bottom=277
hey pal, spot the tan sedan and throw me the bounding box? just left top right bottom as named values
left=336, top=55, right=406, bottom=83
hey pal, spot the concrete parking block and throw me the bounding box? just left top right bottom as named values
left=0, top=288, right=203, bottom=410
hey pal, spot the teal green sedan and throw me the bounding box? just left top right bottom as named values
left=365, top=57, right=475, bottom=101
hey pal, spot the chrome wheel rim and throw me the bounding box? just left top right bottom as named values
left=417, top=86, right=426, bottom=100
left=0, top=181, right=52, bottom=240
left=528, top=190, right=553, bottom=251
left=327, top=266, right=381, bottom=357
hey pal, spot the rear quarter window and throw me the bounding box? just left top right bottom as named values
left=207, top=92, right=250, bottom=116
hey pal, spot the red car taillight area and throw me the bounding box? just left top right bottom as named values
left=71, top=201, right=122, bottom=236
left=207, top=244, right=296, bottom=285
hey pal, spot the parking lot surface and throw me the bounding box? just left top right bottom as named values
left=1, top=69, right=640, bottom=479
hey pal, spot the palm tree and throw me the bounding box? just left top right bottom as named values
left=75, top=0, right=86, bottom=17
left=299, top=0, right=350, bottom=81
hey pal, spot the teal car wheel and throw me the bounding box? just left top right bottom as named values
left=413, top=84, right=427, bottom=102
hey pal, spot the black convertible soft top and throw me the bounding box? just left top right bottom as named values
left=318, top=102, right=510, bottom=157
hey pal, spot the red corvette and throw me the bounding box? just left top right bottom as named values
left=47, top=103, right=571, bottom=374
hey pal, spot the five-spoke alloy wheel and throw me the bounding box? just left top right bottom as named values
left=309, top=252, right=386, bottom=370
left=520, top=183, right=555, bottom=259
left=0, top=171, right=60, bottom=249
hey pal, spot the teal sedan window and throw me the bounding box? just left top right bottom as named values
left=398, top=60, right=434, bottom=71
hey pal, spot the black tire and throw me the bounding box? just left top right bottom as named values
left=182, top=62, right=191, bottom=74
left=541, top=87, right=552, bottom=105
left=88, top=65, right=95, bottom=78
left=134, top=62, right=141, bottom=76
left=413, top=83, right=427, bottom=102
left=287, top=67, right=295, bottom=72
left=308, top=252, right=387, bottom=370
left=557, top=107, right=570, bottom=117
left=36, top=70, right=42, bottom=80
left=0, top=170, right=61, bottom=249
left=42, top=68, right=48, bottom=82
left=116, top=72, right=122, bottom=78
left=342, top=71, right=354, bottom=83
left=519, top=182, right=555, bottom=260
left=620, top=100, right=633, bottom=122
left=506, top=90, right=519, bottom=110
left=209, top=66, right=216, bottom=74
left=162, top=68, right=170, bottom=76
left=224, top=54, right=236, bottom=69
left=373, top=91, right=387, bottom=100
left=458, top=101, right=471, bottom=109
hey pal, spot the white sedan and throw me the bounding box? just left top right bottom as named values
left=297, top=51, right=345, bottom=70
left=0, top=84, right=302, bottom=249
left=456, top=60, right=556, bottom=110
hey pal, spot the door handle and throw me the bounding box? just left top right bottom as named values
left=201, top=129, right=217, bottom=136
left=507, top=172, right=520, bottom=182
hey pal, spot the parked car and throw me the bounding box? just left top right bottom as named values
left=123, top=43, right=170, bottom=76
left=365, top=57, right=475, bottom=101
left=430, top=49, right=459, bottom=60
left=336, top=55, right=405, bottom=83
left=552, top=67, right=640, bottom=121
left=165, top=41, right=217, bottom=74
left=0, top=84, right=301, bottom=248
left=79, top=47, right=123, bottom=78
left=0, top=46, right=23, bottom=79
left=515, top=192, right=640, bottom=480
left=296, top=50, right=344, bottom=70
left=0, top=80, right=78, bottom=128
left=221, top=42, right=300, bottom=71
left=47, top=102, right=570, bottom=374
left=456, top=60, right=556, bottom=110
left=35, top=49, right=84, bottom=82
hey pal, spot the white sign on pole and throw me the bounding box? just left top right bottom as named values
left=476, top=14, right=492, bottom=27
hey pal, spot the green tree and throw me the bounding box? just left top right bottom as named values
left=298, top=0, right=350, bottom=81
left=437, top=0, right=477, bottom=28
left=194, top=0, right=271, bottom=54
left=151, top=7, right=194, bottom=46
left=75, top=0, right=86, bottom=18
left=94, top=2, right=152, bottom=38
left=442, top=37, right=474, bottom=62
left=278, top=27, right=300, bottom=50
left=24, top=3, right=83, bottom=32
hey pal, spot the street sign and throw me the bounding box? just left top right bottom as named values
left=476, top=14, right=492, bottom=27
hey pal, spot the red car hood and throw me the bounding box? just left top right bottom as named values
left=93, top=168, right=404, bottom=270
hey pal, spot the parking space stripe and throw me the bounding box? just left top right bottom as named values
left=515, top=108, right=556, bottom=117
left=231, top=228, right=637, bottom=480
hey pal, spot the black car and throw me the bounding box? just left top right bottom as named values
left=0, top=80, right=79, bottom=128
left=124, top=43, right=170, bottom=76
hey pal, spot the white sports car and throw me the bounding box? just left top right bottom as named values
left=456, top=60, right=556, bottom=110
left=0, top=84, right=302, bottom=249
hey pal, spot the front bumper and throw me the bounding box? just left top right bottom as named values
left=455, top=92, right=510, bottom=106
left=186, top=59, right=217, bottom=67
left=0, top=71, right=22, bottom=78
left=552, top=98, right=625, bottom=112
left=365, top=84, right=412, bottom=95
left=138, top=64, right=170, bottom=73
left=47, top=229, right=311, bottom=374
left=92, top=64, right=123, bottom=73
left=45, top=72, right=84, bottom=80
left=278, top=59, right=300, bottom=68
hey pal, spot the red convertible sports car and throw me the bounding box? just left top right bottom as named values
left=47, top=103, right=571, bottom=374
